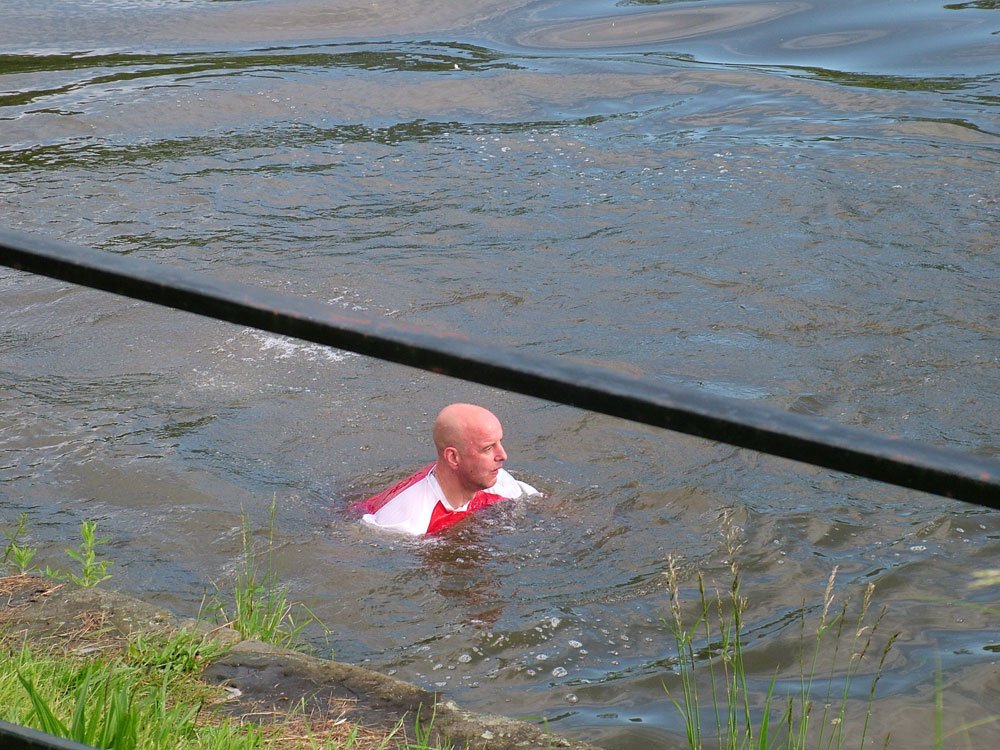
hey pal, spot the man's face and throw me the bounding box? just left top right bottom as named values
left=456, top=415, right=507, bottom=491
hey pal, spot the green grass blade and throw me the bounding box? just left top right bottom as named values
left=17, top=671, right=69, bottom=738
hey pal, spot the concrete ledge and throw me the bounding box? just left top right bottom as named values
left=2, top=577, right=599, bottom=750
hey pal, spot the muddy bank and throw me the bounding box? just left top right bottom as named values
left=1, top=576, right=600, bottom=750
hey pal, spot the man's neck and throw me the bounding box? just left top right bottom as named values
left=433, top=465, right=476, bottom=510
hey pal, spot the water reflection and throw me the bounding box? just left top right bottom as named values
left=518, top=2, right=809, bottom=48
left=418, top=529, right=507, bottom=627
left=512, top=0, right=1000, bottom=77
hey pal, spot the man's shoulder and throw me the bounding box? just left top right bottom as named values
left=358, top=462, right=436, bottom=515
left=492, top=468, right=540, bottom=498
left=388, top=471, right=438, bottom=504
left=361, top=465, right=442, bottom=535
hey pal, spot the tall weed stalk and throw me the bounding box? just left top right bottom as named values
left=210, top=498, right=328, bottom=651
left=2, top=512, right=38, bottom=574
left=42, top=519, right=114, bottom=587
left=63, top=520, right=114, bottom=587
left=664, top=517, right=896, bottom=750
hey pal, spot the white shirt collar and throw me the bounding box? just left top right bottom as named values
left=428, top=465, right=470, bottom=513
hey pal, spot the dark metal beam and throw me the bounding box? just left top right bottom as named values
left=0, top=720, right=97, bottom=750
left=2, top=227, right=998, bottom=506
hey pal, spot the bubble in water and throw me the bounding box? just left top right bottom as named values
left=458, top=653, right=473, bottom=663
left=568, top=640, right=583, bottom=649
left=565, top=692, right=579, bottom=703
left=536, top=653, right=549, bottom=661
left=552, top=666, right=568, bottom=678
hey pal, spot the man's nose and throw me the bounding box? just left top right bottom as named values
left=496, top=442, right=507, bottom=462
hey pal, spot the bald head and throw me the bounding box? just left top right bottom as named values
left=433, top=403, right=501, bottom=455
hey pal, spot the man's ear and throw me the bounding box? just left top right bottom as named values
left=443, top=446, right=460, bottom=469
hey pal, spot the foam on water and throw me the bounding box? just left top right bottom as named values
left=246, top=331, right=351, bottom=363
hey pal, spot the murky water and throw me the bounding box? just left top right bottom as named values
left=2, top=1, right=999, bottom=746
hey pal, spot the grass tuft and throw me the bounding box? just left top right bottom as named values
left=127, top=627, right=231, bottom=675
left=2, top=513, right=38, bottom=575
left=663, top=513, right=897, bottom=750
left=2, top=506, right=323, bottom=647
left=1, top=619, right=450, bottom=749
left=208, top=498, right=330, bottom=652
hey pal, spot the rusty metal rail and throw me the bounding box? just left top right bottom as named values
left=2, top=227, right=998, bottom=506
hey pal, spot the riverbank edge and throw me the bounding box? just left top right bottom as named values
left=1, top=576, right=600, bottom=750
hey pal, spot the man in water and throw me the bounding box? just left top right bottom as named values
left=359, top=403, right=539, bottom=535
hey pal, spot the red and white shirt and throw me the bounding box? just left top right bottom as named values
left=358, top=463, right=539, bottom=535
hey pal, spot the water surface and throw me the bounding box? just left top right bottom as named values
left=2, top=1, right=999, bottom=747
